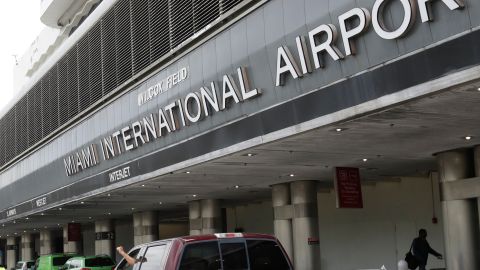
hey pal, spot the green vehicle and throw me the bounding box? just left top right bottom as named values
left=35, top=254, right=77, bottom=270
left=61, top=256, right=115, bottom=270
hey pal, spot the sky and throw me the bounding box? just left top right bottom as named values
left=0, top=1, right=44, bottom=112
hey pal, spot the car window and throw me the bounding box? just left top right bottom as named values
left=53, top=257, right=73, bottom=266
left=27, top=262, right=35, bottom=268
left=137, top=245, right=166, bottom=270
left=179, top=241, right=220, bottom=270
left=15, top=263, right=23, bottom=269
left=117, top=249, right=141, bottom=270
left=220, top=242, right=248, bottom=270
left=85, top=257, right=114, bottom=267
left=247, top=240, right=290, bottom=270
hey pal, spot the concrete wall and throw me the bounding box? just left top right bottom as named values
left=114, top=219, right=133, bottom=263
left=158, top=223, right=189, bottom=239
left=82, top=224, right=95, bottom=256
left=318, top=177, right=445, bottom=270
left=226, top=201, right=274, bottom=234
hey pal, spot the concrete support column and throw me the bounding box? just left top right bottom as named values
left=39, top=230, right=52, bottom=256
left=272, top=183, right=293, bottom=261
left=133, top=211, right=158, bottom=246
left=63, top=225, right=81, bottom=254
left=95, top=220, right=114, bottom=257
left=20, top=234, right=33, bottom=261
left=189, top=201, right=201, bottom=235
left=201, top=199, right=221, bottom=234
left=437, top=150, right=480, bottom=270
left=189, top=200, right=222, bottom=235
left=291, top=181, right=320, bottom=270
left=6, top=237, right=16, bottom=270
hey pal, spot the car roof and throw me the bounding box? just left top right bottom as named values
left=129, top=233, right=276, bottom=251
left=41, top=254, right=78, bottom=258
left=180, top=233, right=276, bottom=243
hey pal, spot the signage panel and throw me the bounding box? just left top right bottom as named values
left=68, top=223, right=82, bottom=242
left=334, top=167, right=364, bottom=209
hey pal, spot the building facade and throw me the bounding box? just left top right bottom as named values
left=1, top=0, right=480, bottom=269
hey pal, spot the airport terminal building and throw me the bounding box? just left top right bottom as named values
left=0, top=0, right=480, bottom=269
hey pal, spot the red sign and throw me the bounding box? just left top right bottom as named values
left=68, top=223, right=82, bottom=242
left=334, top=167, right=363, bottom=208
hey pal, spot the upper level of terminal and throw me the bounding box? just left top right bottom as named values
left=14, top=0, right=102, bottom=94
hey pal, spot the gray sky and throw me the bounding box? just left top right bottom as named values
left=0, top=1, right=43, bottom=112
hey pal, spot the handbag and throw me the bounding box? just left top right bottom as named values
left=405, top=243, right=419, bottom=269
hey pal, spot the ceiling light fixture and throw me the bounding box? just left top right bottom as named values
left=234, top=185, right=240, bottom=189
left=363, top=158, right=368, bottom=162
left=141, top=184, right=145, bottom=187
left=185, top=171, right=191, bottom=174
left=289, top=174, right=295, bottom=177
left=192, top=194, right=197, bottom=198
left=159, top=202, right=163, bottom=205
left=58, top=207, right=62, bottom=210
left=107, top=193, right=111, bottom=197
left=25, top=217, right=29, bottom=220
left=336, top=128, right=343, bottom=132
left=465, top=136, right=473, bottom=140
left=80, top=201, right=85, bottom=204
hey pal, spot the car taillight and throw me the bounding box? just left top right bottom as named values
left=112, top=267, right=115, bottom=270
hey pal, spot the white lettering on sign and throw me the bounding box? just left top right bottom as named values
left=109, top=166, right=131, bottom=183
left=276, top=0, right=465, bottom=86
left=138, top=67, right=189, bottom=106
left=36, top=197, right=47, bottom=207
left=6, top=208, right=16, bottom=217
left=63, top=144, right=100, bottom=176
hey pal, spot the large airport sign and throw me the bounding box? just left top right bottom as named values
left=63, top=67, right=260, bottom=177
left=275, top=0, right=464, bottom=86
left=63, top=0, right=464, bottom=177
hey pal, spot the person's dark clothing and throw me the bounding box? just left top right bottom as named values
left=412, top=237, right=441, bottom=268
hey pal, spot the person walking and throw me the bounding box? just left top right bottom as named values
left=411, top=229, right=443, bottom=270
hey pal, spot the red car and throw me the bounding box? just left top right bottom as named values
left=116, top=233, right=293, bottom=270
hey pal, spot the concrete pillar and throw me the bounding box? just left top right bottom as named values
left=189, top=201, right=201, bottom=235
left=272, top=183, right=293, bottom=261
left=39, top=230, right=52, bottom=255
left=20, top=234, right=33, bottom=261
left=473, top=146, right=480, bottom=261
left=95, top=220, right=114, bottom=257
left=437, top=150, right=480, bottom=270
left=200, top=199, right=221, bottom=234
left=290, top=181, right=320, bottom=270
left=133, top=211, right=158, bottom=246
left=63, top=225, right=81, bottom=254
left=6, top=237, right=16, bottom=270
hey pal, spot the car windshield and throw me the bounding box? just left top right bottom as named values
left=85, top=257, right=114, bottom=267
left=53, top=257, right=73, bottom=266
left=26, top=262, right=35, bottom=268
left=15, top=263, right=23, bottom=269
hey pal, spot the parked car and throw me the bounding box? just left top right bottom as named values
left=115, top=233, right=292, bottom=270
left=15, top=261, right=35, bottom=270
left=61, top=255, right=115, bottom=270
left=35, top=254, right=77, bottom=270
